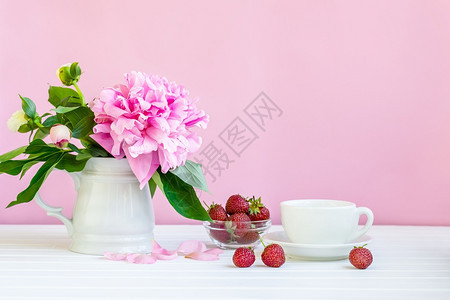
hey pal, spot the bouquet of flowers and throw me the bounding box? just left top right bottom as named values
left=0, top=63, right=211, bottom=221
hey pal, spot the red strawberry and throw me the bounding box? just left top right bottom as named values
left=349, top=244, right=373, bottom=269
left=210, top=220, right=239, bottom=243
left=206, top=202, right=228, bottom=221
left=233, top=247, right=255, bottom=268
left=227, top=213, right=251, bottom=238
left=261, top=244, right=285, bottom=268
left=247, top=196, right=270, bottom=221
left=225, top=194, right=249, bottom=214
left=236, top=231, right=260, bottom=244
left=210, top=228, right=231, bottom=243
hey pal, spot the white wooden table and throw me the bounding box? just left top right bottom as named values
left=0, top=225, right=449, bottom=300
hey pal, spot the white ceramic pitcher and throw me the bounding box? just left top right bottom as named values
left=35, top=157, right=155, bottom=255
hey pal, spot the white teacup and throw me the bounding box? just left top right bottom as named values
left=280, top=199, right=374, bottom=244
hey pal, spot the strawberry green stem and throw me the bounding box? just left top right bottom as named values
left=259, top=235, right=266, bottom=248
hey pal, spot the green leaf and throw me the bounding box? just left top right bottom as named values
left=48, top=86, right=80, bottom=107
left=33, top=128, right=50, bottom=141
left=25, top=139, right=61, bottom=155
left=149, top=178, right=157, bottom=198
left=19, top=95, right=37, bottom=118
left=83, top=140, right=111, bottom=157
left=158, top=169, right=211, bottom=221
left=53, top=106, right=79, bottom=114
left=169, top=160, right=210, bottom=192
left=71, top=115, right=95, bottom=139
left=17, top=123, right=31, bottom=133
left=7, top=153, right=64, bottom=207
left=20, top=160, right=40, bottom=179
left=0, top=160, right=30, bottom=175
left=75, top=151, right=92, bottom=161
left=64, top=107, right=94, bottom=128
left=151, top=171, right=164, bottom=190
left=55, top=153, right=89, bottom=172
left=68, top=143, right=81, bottom=153
left=42, top=115, right=58, bottom=127
left=0, top=146, right=27, bottom=163
left=149, top=171, right=164, bottom=198
left=0, top=151, right=60, bottom=176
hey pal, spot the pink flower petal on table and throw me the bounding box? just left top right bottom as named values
left=104, top=240, right=223, bottom=264
left=151, top=240, right=178, bottom=255
left=152, top=252, right=178, bottom=260
left=176, top=240, right=206, bottom=255
left=185, top=251, right=221, bottom=261
left=203, top=248, right=224, bottom=255
left=177, top=240, right=223, bottom=261
left=104, top=252, right=128, bottom=261
left=150, top=239, right=178, bottom=260
left=125, top=253, right=141, bottom=263
left=131, top=254, right=157, bottom=264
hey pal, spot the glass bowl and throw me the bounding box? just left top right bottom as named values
left=203, top=219, right=271, bottom=249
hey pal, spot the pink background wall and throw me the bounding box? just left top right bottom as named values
left=0, top=0, right=449, bottom=225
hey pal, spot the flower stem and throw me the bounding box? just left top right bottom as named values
left=73, top=82, right=85, bottom=106
left=34, top=120, right=44, bottom=129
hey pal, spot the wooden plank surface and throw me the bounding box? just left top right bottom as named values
left=0, top=225, right=449, bottom=299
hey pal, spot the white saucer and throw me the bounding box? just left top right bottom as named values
left=262, top=231, right=372, bottom=261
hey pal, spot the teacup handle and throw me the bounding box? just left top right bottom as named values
left=347, top=207, right=374, bottom=242
left=34, top=172, right=80, bottom=236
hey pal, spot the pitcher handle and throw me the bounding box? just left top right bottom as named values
left=34, top=172, right=80, bottom=236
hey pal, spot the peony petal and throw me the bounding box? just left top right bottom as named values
left=91, top=132, right=124, bottom=159
left=151, top=240, right=178, bottom=260
left=203, top=248, right=224, bottom=256
left=123, top=147, right=159, bottom=189
left=104, top=252, right=127, bottom=261
left=104, top=102, right=127, bottom=119
left=127, top=136, right=158, bottom=158
left=152, top=252, right=178, bottom=260
left=151, top=239, right=163, bottom=253
left=112, top=118, right=137, bottom=135
left=125, top=253, right=141, bottom=263
left=185, top=251, right=221, bottom=261
left=131, top=254, right=157, bottom=264
left=176, top=240, right=206, bottom=255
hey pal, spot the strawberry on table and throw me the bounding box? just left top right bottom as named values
left=233, top=247, right=256, bottom=268
left=261, top=243, right=285, bottom=268
left=225, top=194, right=249, bottom=214
left=247, top=196, right=270, bottom=221
left=349, top=244, right=373, bottom=269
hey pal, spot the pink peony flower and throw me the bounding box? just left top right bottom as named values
left=50, top=124, right=71, bottom=148
left=90, top=71, right=209, bottom=188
